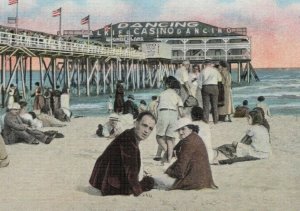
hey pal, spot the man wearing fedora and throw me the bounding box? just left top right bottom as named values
left=2, top=103, right=55, bottom=145
left=198, top=58, right=223, bottom=124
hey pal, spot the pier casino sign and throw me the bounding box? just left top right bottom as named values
left=92, top=21, right=246, bottom=42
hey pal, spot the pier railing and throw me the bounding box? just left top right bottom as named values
left=172, top=54, right=251, bottom=61
left=0, top=31, right=145, bottom=59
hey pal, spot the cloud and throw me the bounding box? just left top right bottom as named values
left=158, top=0, right=300, bottom=67
left=2, top=0, right=300, bottom=67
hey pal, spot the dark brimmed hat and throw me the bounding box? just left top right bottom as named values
left=128, top=94, right=135, bottom=100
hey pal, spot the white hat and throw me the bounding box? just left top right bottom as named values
left=174, top=117, right=193, bottom=131
left=109, top=113, right=120, bottom=121
left=8, top=102, right=20, bottom=110
left=182, top=60, right=190, bottom=65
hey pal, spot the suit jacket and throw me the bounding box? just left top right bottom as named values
left=166, top=132, right=217, bottom=190
left=89, top=128, right=151, bottom=196
left=2, top=113, right=30, bottom=144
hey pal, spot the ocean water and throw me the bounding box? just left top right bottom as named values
left=2, top=69, right=300, bottom=117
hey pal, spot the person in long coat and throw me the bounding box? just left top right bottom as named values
left=89, top=111, right=156, bottom=196
left=218, top=61, right=234, bottom=122
left=113, top=80, right=125, bottom=113
left=153, top=117, right=217, bottom=190
left=32, top=82, right=45, bottom=111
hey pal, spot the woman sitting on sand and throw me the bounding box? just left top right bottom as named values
left=214, top=109, right=271, bottom=164
left=153, top=117, right=217, bottom=190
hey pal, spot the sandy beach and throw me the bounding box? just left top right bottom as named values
left=0, top=115, right=299, bottom=211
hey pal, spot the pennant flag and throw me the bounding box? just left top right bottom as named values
left=52, top=8, right=61, bottom=17
left=8, top=0, right=18, bottom=5
left=81, top=15, right=89, bottom=25
left=104, top=24, right=112, bottom=32
left=7, top=17, right=16, bottom=24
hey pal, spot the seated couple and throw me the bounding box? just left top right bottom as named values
left=89, top=112, right=217, bottom=197
left=214, top=108, right=271, bottom=165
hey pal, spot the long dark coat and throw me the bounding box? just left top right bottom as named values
left=166, top=132, right=217, bottom=190
left=89, top=128, right=153, bottom=196
left=113, top=84, right=124, bottom=113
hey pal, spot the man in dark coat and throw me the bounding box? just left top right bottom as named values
left=89, top=111, right=156, bottom=196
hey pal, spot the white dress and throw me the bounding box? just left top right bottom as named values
left=236, top=125, right=271, bottom=159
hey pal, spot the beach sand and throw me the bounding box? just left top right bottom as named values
left=0, top=115, right=299, bottom=211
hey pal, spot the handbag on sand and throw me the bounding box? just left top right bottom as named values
left=184, top=95, right=199, bottom=107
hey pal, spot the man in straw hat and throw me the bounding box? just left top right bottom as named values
left=101, top=113, right=124, bottom=139
left=2, top=103, right=56, bottom=145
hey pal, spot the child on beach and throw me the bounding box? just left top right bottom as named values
left=107, top=95, right=113, bottom=113
left=256, top=96, right=271, bottom=118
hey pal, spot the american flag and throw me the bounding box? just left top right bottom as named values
left=52, top=8, right=61, bottom=17
left=81, top=15, right=89, bottom=25
left=104, top=24, right=112, bottom=32
left=8, top=0, right=18, bottom=5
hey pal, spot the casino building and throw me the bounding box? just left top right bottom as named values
left=91, top=21, right=258, bottom=82
left=93, top=22, right=249, bottom=62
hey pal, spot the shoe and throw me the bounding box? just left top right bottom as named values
left=45, top=135, right=55, bottom=144
left=153, top=157, right=162, bottom=161
left=30, top=139, right=39, bottom=145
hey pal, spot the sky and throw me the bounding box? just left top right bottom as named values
left=1, top=0, right=300, bottom=68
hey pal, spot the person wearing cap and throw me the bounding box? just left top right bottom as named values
left=101, top=113, right=124, bottom=139
left=256, top=96, right=271, bottom=118
left=175, top=60, right=192, bottom=102
left=123, top=94, right=139, bottom=119
left=2, top=103, right=55, bottom=145
left=153, top=117, right=217, bottom=190
left=89, top=111, right=157, bottom=196
left=198, top=58, right=223, bottom=124
left=156, top=76, right=184, bottom=163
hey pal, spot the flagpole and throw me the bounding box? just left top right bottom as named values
left=15, top=1, right=19, bottom=33
left=87, top=15, right=90, bottom=46
left=59, top=7, right=62, bottom=36
left=110, top=23, right=113, bottom=49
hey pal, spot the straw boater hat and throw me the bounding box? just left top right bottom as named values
left=174, top=117, right=194, bottom=131
left=8, top=102, right=21, bottom=110
left=109, top=113, right=120, bottom=121
left=204, top=58, right=212, bottom=64
left=182, top=60, right=190, bottom=65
